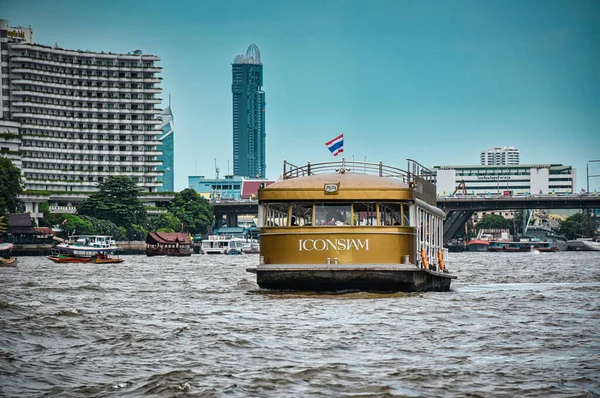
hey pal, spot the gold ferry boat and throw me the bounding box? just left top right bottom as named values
left=246, top=159, right=456, bottom=292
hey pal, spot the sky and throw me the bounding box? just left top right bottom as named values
left=3, top=0, right=600, bottom=191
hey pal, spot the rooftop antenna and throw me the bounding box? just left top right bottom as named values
left=214, top=158, right=220, bottom=179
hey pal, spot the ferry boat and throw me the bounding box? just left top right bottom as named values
left=246, top=159, right=455, bottom=292
left=47, top=235, right=124, bottom=264
left=0, top=243, right=18, bottom=267
left=200, top=235, right=245, bottom=255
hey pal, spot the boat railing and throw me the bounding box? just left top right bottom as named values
left=282, top=158, right=435, bottom=184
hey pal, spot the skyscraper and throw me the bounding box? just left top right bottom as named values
left=232, top=44, right=266, bottom=179
left=480, top=146, right=520, bottom=165
left=157, top=105, right=174, bottom=192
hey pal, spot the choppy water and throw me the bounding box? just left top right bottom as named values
left=1, top=252, right=599, bottom=397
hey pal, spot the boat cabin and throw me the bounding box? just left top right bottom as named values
left=248, top=159, right=454, bottom=291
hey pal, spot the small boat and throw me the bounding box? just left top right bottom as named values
left=47, top=235, right=123, bottom=264
left=200, top=235, right=245, bottom=255
left=0, top=243, right=18, bottom=267
left=246, top=158, right=456, bottom=292
left=241, top=241, right=260, bottom=254
left=466, top=239, right=490, bottom=252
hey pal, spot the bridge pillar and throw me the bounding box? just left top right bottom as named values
left=227, top=214, right=238, bottom=228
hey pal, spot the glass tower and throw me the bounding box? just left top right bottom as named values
left=232, top=44, right=266, bottom=179
left=157, top=106, right=174, bottom=192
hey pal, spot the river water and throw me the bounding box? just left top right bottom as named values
left=1, top=252, right=599, bottom=397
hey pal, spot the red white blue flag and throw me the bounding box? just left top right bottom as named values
left=325, top=134, right=344, bottom=156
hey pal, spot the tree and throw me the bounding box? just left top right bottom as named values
left=77, top=176, right=147, bottom=229
left=559, top=212, right=597, bottom=240
left=149, top=212, right=182, bottom=233
left=39, top=202, right=62, bottom=228
left=0, top=215, right=7, bottom=235
left=79, top=215, right=125, bottom=241
left=0, top=158, right=24, bottom=216
left=61, top=214, right=95, bottom=236
left=476, top=214, right=512, bottom=231
left=168, top=188, right=214, bottom=234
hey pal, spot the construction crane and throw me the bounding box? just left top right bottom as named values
left=452, top=180, right=467, bottom=196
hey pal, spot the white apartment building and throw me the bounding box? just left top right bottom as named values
left=0, top=19, right=163, bottom=194
left=435, top=164, right=576, bottom=196
left=480, top=146, right=520, bottom=165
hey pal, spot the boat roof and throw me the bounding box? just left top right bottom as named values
left=146, top=232, right=191, bottom=245
left=0, top=243, right=15, bottom=251
left=260, top=172, right=412, bottom=201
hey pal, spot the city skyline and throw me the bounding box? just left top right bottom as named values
left=2, top=0, right=599, bottom=191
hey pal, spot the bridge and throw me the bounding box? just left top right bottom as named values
left=438, top=194, right=600, bottom=239
left=212, top=194, right=600, bottom=237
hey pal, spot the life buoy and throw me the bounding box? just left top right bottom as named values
left=438, top=249, right=445, bottom=271
left=421, top=248, right=429, bottom=270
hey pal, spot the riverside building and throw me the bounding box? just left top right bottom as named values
left=0, top=19, right=163, bottom=194
left=232, top=44, right=266, bottom=179
left=0, top=19, right=166, bottom=223
left=435, top=164, right=576, bottom=196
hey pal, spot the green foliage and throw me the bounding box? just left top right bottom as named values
left=0, top=157, right=24, bottom=215
left=157, top=227, right=175, bottom=233
left=558, top=212, right=597, bottom=240
left=62, top=214, right=95, bottom=236
left=168, top=188, right=214, bottom=234
left=0, top=215, right=7, bottom=234
left=79, top=215, right=126, bottom=241
left=38, top=202, right=62, bottom=228
left=77, top=176, right=147, bottom=229
left=127, top=224, right=147, bottom=241
left=476, top=214, right=512, bottom=231
left=150, top=212, right=181, bottom=232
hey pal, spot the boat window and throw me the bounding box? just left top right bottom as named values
left=288, top=203, right=312, bottom=226
left=266, top=203, right=288, bottom=227
left=353, top=202, right=377, bottom=226
left=380, top=202, right=402, bottom=226
left=402, top=203, right=411, bottom=225
left=314, top=203, right=351, bottom=226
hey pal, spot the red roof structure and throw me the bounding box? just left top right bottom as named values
left=146, top=232, right=191, bottom=245
left=241, top=180, right=275, bottom=199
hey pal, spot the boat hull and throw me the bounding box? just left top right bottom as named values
left=248, top=264, right=456, bottom=292
left=566, top=239, right=600, bottom=251
left=467, top=243, right=489, bottom=252
left=0, top=258, right=18, bottom=267
left=47, top=255, right=91, bottom=263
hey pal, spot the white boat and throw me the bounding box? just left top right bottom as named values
left=566, top=238, right=600, bottom=251
left=241, top=241, right=260, bottom=254
left=48, top=235, right=123, bottom=263
left=200, top=235, right=245, bottom=255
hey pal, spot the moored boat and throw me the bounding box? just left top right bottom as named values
left=145, top=232, right=193, bottom=256
left=488, top=241, right=558, bottom=252
left=200, top=235, right=245, bottom=255
left=0, top=243, right=18, bottom=267
left=566, top=238, right=600, bottom=251
left=246, top=159, right=456, bottom=292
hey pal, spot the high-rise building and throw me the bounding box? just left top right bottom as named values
left=157, top=105, right=174, bottom=192
left=0, top=19, right=163, bottom=193
left=480, top=146, right=520, bottom=165
left=232, top=44, right=266, bottom=179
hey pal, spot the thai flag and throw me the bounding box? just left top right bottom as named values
left=325, top=134, right=344, bottom=156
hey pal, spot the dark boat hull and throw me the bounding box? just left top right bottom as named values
left=248, top=264, right=455, bottom=292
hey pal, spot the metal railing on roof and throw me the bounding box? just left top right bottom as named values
left=282, top=158, right=435, bottom=185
